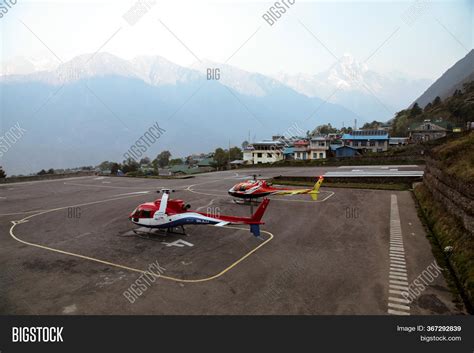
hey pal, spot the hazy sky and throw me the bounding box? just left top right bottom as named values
left=0, top=0, right=472, bottom=79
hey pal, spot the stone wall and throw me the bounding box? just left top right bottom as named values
left=423, top=158, right=474, bottom=236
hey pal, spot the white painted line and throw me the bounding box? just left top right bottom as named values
left=388, top=302, right=410, bottom=311
left=390, top=274, right=408, bottom=281
left=390, top=251, right=405, bottom=256
left=390, top=248, right=405, bottom=252
left=390, top=268, right=407, bottom=273
left=114, top=191, right=150, bottom=196
left=390, top=257, right=406, bottom=262
left=0, top=175, right=94, bottom=187
left=338, top=165, right=419, bottom=169
left=390, top=253, right=405, bottom=257
left=390, top=255, right=405, bottom=259
left=390, top=260, right=406, bottom=264
left=388, top=309, right=410, bottom=315
left=389, top=297, right=410, bottom=304
left=390, top=270, right=407, bottom=276
left=390, top=258, right=406, bottom=263
left=387, top=194, right=411, bottom=316
left=390, top=264, right=406, bottom=269
left=391, top=262, right=407, bottom=267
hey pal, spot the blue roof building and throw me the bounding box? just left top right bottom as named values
left=334, top=145, right=360, bottom=158
left=283, top=147, right=295, bottom=160
left=341, top=130, right=389, bottom=153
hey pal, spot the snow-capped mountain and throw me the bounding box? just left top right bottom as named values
left=1, top=53, right=203, bottom=86
left=132, top=56, right=202, bottom=85
left=274, top=54, right=431, bottom=120
left=0, top=56, right=59, bottom=76
left=0, top=52, right=361, bottom=175
left=191, top=59, right=285, bottom=97
left=2, top=54, right=290, bottom=96
left=1, top=52, right=430, bottom=121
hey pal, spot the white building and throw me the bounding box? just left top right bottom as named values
left=245, top=141, right=284, bottom=164
left=309, top=136, right=330, bottom=159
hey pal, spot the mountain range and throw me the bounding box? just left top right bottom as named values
left=274, top=54, right=431, bottom=120
left=0, top=51, right=456, bottom=175
left=0, top=53, right=358, bottom=175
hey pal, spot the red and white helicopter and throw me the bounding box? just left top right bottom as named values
left=229, top=175, right=324, bottom=201
left=129, top=189, right=270, bottom=237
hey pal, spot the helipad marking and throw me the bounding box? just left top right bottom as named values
left=9, top=195, right=274, bottom=283
left=163, top=239, right=194, bottom=247
left=387, top=194, right=410, bottom=316
left=114, top=191, right=150, bottom=196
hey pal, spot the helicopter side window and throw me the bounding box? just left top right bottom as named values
left=140, top=210, right=153, bottom=218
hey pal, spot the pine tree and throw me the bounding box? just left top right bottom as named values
left=410, top=102, right=422, bottom=117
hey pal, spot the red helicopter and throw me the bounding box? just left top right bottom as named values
left=129, top=189, right=270, bottom=237
left=229, top=175, right=324, bottom=201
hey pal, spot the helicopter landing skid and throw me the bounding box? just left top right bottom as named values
left=132, top=225, right=186, bottom=236
left=165, top=225, right=187, bottom=236
left=232, top=198, right=260, bottom=205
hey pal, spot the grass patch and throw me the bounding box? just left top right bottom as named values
left=431, top=131, right=474, bottom=184
left=413, top=183, right=474, bottom=313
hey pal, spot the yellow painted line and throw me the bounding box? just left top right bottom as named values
left=271, top=191, right=335, bottom=203
left=9, top=195, right=274, bottom=283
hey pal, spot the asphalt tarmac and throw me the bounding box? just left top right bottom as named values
left=0, top=166, right=465, bottom=314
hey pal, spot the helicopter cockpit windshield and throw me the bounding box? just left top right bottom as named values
left=131, top=207, right=154, bottom=219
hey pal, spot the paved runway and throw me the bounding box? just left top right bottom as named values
left=0, top=166, right=464, bottom=314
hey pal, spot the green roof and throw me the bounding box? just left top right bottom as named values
left=169, top=164, right=212, bottom=175
left=197, top=157, right=213, bottom=167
